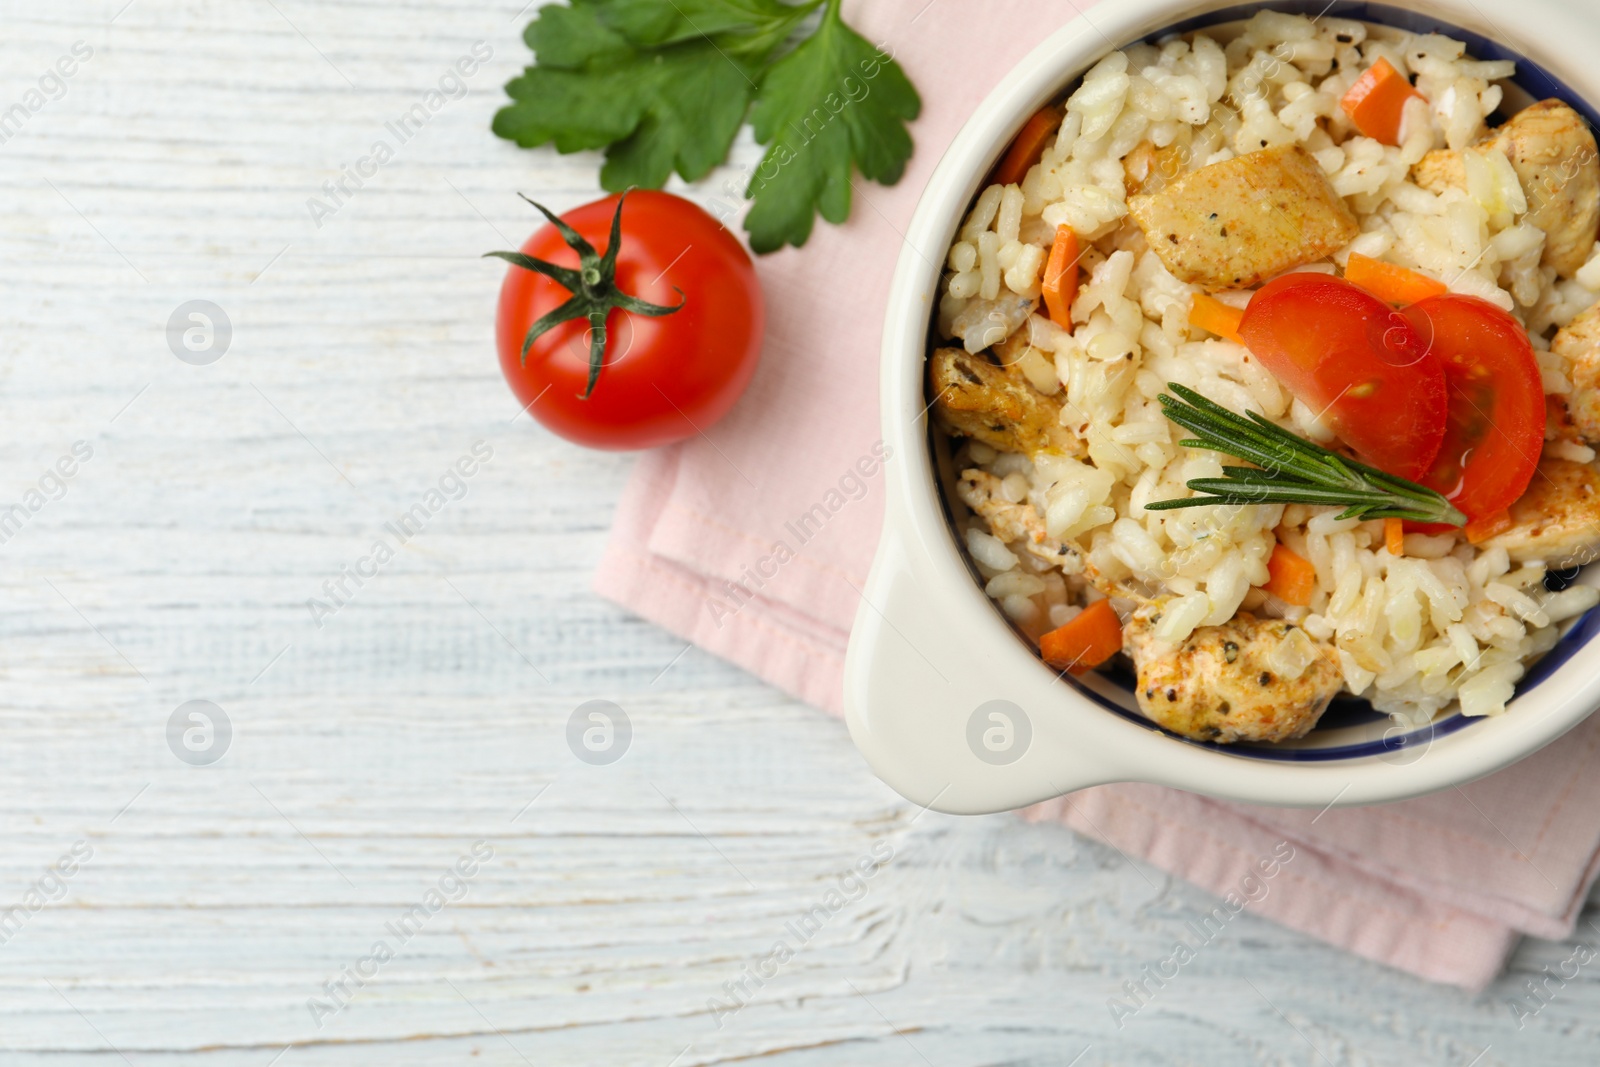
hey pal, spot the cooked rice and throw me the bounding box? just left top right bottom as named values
left=937, top=11, right=1600, bottom=726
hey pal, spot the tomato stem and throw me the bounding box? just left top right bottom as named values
left=485, top=190, right=686, bottom=399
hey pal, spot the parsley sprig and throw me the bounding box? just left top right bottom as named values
left=1146, top=383, right=1468, bottom=526
left=492, top=0, right=921, bottom=253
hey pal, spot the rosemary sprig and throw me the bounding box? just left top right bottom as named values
left=1145, top=383, right=1468, bottom=526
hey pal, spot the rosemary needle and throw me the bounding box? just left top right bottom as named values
left=1145, top=383, right=1468, bottom=527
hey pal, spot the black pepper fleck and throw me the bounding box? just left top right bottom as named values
left=1166, top=688, right=1178, bottom=702
left=1259, top=672, right=1274, bottom=686
left=1219, top=700, right=1231, bottom=714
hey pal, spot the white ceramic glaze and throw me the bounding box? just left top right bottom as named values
left=844, top=0, right=1600, bottom=815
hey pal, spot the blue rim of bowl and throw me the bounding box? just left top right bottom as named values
left=942, top=0, right=1600, bottom=762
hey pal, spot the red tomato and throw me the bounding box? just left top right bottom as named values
left=495, top=191, right=764, bottom=451
left=1237, top=273, right=1447, bottom=481
left=1401, top=295, right=1543, bottom=518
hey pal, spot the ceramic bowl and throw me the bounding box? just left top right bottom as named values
left=844, top=0, right=1600, bottom=814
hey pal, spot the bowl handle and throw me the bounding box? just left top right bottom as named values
left=843, top=531, right=1133, bottom=815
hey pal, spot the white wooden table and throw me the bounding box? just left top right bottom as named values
left=2, top=1, right=1598, bottom=1062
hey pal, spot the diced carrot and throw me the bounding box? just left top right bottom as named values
left=1189, top=293, right=1247, bottom=344
left=1465, top=508, right=1513, bottom=544
left=1039, top=599, right=1124, bottom=675
left=1384, top=517, right=1406, bottom=556
left=992, top=105, right=1062, bottom=187
left=1344, top=252, right=1448, bottom=306
left=1264, top=543, right=1317, bottom=606
left=1340, top=57, right=1425, bottom=146
left=1041, top=227, right=1080, bottom=329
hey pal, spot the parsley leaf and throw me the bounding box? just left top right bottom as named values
left=597, top=0, right=819, bottom=52
left=743, top=0, right=920, bottom=252
left=494, top=12, right=759, bottom=190
left=595, top=45, right=758, bottom=189
left=491, top=0, right=920, bottom=253
left=523, top=2, right=632, bottom=68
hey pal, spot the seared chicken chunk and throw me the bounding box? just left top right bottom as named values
left=929, top=347, right=1084, bottom=457
left=959, top=470, right=1149, bottom=598
left=1554, top=304, right=1600, bottom=444
left=1411, top=147, right=1467, bottom=195
left=1123, top=140, right=1187, bottom=197
left=1488, top=101, right=1600, bottom=277
left=1128, top=145, right=1359, bottom=291
left=1482, top=458, right=1600, bottom=567
left=1123, top=603, right=1343, bottom=743
left=957, top=470, right=1082, bottom=571
left=1411, top=100, right=1600, bottom=277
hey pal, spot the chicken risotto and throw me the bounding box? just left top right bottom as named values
left=931, top=11, right=1600, bottom=743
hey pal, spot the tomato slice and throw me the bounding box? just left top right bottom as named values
left=1400, top=295, right=1543, bottom=519
left=1237, top=274, right=1447, bottom=481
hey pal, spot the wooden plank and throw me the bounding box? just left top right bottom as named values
left=0, top=1, right=1596, bottom=1063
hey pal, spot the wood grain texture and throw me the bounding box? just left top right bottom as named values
left=1, top=1, right=1599, bottom=1062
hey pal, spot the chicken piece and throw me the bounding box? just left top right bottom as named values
left=1548, top=393, right=1585, bottom=450
left=1123, top=603, right=1344, bottom=743
left=1128, top=145, right=1359, bottom=291
left=1411, top=147, right=1467, bottom=195
left=957, top=469, right=1149, bottom=600
left=1124, top=141, right=1159, bottom=197
left=1481, top=458, right=1600, bottom=568
left=1410, top=100, right=1600, bottom=277
left=1554, top=303, right=1600, bottom=445
left=993, top=328, right=1064, bottom=396
left=1123, top=140, right=1187, bottom=197
left=1489, top=100, right=1600, bottom=277
left=928, top=347, right=1085, bottom=457
left=957, top=469, right=1082, bottom=571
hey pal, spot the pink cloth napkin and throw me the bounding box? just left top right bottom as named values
left=595, top=0, right=1600, bottom=990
